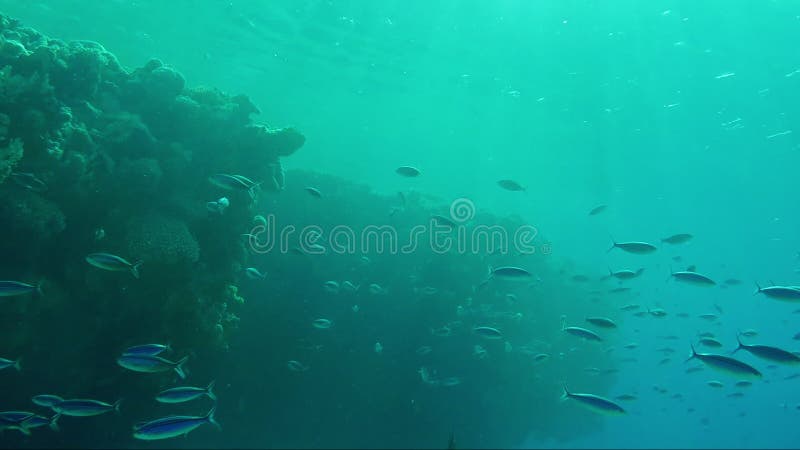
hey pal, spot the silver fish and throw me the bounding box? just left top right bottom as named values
left=85, top=253, right=141, bottom=278
left=607, top=239, right=658, bottom=254
left=561, top=386, right=625, bottom=415
left=133, top=406, right=219, bottom=440
left=155, top=381, right=216, bottom=404
left=117, top=354, right=189, bottom=379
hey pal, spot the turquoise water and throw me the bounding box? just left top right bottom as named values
left=1, top=1, right=799, bottom=448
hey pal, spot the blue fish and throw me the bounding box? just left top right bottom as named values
left=32, top=394, right=64, bottom=408
left=117, top=354, right=189, bottom=379
left=133, top=406, right=219, bottom=440
left=0, top=280, right=40, bottom=297
left=20, top=413, right=60, bottom=432
left=123, top=343, right=171, bottom=356
left=156, top=380, right=216, bottom=404
left=0, top=411, right=37, bottom=435
left=0, top=356, right=21, bottom=371
left=52, top=398, right=121, bottom=417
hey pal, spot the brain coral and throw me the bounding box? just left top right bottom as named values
left=125, top=213, right=199, bottom=266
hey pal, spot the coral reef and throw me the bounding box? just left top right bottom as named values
left=0, top=12, right=304, bottom=357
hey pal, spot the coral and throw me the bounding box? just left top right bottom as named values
left=0, top=187, right=65, bottom=240
left=125, top=213, right=199, bottom=266
left=0, top=137, right=23, bottom=183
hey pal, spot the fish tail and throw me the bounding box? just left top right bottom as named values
left=732, top=333, right=743, bottom=355
left=35, top=280, right=45, bottom=297
left=666, top=266, right=673, bottom=283
left=113, top=399, right=123, bottom=413
left=559, top=315, right=566, bottom=331
left=13, top=357, right=21, bottom=371
left=560, top=383, right=571, bottom=401
left=48, top=413, right=61, bottom=432
left=684, top=344, right=697, bottom=363
left=753, top=282, right=762, bottom=295
left=174, top=355, right=189, bottom=380
left=607, top=235, right=617, bottom=253
left=206, top=405, right=221, bottom=430
left=131, top=261, right=143, bottom=279
left=206, top=380, right=217, bottom=401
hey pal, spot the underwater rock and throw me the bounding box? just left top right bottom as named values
left=125, top=213, right=199, bottom=266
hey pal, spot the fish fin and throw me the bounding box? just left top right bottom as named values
left=206, top=405, right=221, bottom=430
left=206, top=380, right=217, bottom=401
left=113, top=399, right=123, bottom=413
left=49, top=413, right=61, bottom=432
left=19, top=424, right=32, bottom=436
left=131, top=261, right=143, bottom=279
left=13, top=357, right=21, bottom=371
left=174, top=356, right=189, bottom=379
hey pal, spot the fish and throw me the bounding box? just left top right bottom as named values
left=533, top=353, right=550, bottom=362
left=208, top=173, right=255, bottom=191
left=588, top=204, right=607, bottom=216
left=609, top=268, right=645, bottom=280
left=686, top=345, right=762, bottom=378
left=733, top=335, right=800, bottom=365
left=206, top=197, right=229, bottom=214
left=368, top=283, right=387, bottom=295
left=561, top=386, right=625, bottom=415
left=648, top=308, right=668, bottom=317
left=585, top=317, right=617, bottom=328
left=727, top=392, right=744, bottom=398
left=564, top=326, right=603, bottom=342
left=685, top=366, right=704, bottom=374
left=133, top=406, right=219, bottom=440
left=620, top=304, right=640, bottom=311
left=607, top=239, right=658, bottom=254
left=85, top=253, right=142, bottom=278
left=416, top=346, right=433, bottom=356
left=431, top=214, right=457, bottom=228
left=735, top=380, right=753, bottom=388
left=698, top=313, right=718, bottom=321
left=10, top=172, right=47, bottom=192
left=473, top=326, right=503, bottom=339
left=156, top=381, right=216, bottom=404
left=117, top=354, right=189, bottom=379
left=497, top=179, right=526, bottom=191
left=304, top=186, right=322, bottom=198
left=0, top=411, right=37, bottom=435
left=740, top=329, right=758, bottom=338
left=706, top=380, right=724, bottom=388
left=754, top=283, right=800, bottom=301
left=123, top=343, right=171, bottom=356
left=440, top=377, right=461, bottom=387
left=0, top=356, right=21, bottom=371
left=724, top=278, right=742, bottom=285
left=19, top=413, right=60, bottom=431
left=0, top=280, right=40, bottom=297
left=52, top=398, right=121, bottom=417
left=395, top=166, right=421, bottom=177
left=287, top=360, right=309, bottom=372
left=698, top=338, right=723, bottom=348
left=571, top=274, right=590, bottom=282
left=32, top=394, right=64, bottom=408
left=312, top=318, right=333, bottom=329
left=341, top=281, right=359, bottom=292
left=323, top=281, right=340, bottom=294
left=661, top=233, right=693, bottom=245
left=623, top=342, right=639, bottom=349
left=670, top=269, right=716, bottom=286
left=489, top=266, right=533, bottom=280
left=615, top=394, right=637, bottom=401
left=244, top=267, right=267, bottom=280
left=609, top=287, right=631, bottom=294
